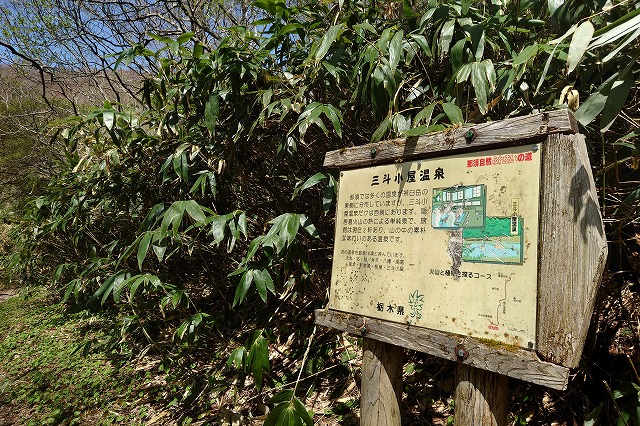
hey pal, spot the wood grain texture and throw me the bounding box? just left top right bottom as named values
left=455, top=364, right=508, bottom=426
left=361, top=338, right=403, bottom=426
left=324, top=110, right=577, bottom=169
left=537, top=134, right=608, bottom=368
left=315, top=309, right=569, bottom=390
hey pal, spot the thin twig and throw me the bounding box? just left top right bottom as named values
left=603, top=379, right=631, bottom=426
left=628, top=353, right=640, bottom=385
left=293, top=325, right=317, bottom=394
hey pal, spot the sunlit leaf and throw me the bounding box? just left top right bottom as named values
left=282, top=214, right=300, bottom=246
left=322, top=105, right=343, bottom=138
left=152, top=235, right=168, bottom=262
left=512, top=44, right=539, bottom=66
left=470, top=62, right=488, bottom=114
left=414, top=103, right=436, bottom=126
left=233, top=269, right=254, bottom=306
left=404, top=125, right=430, bottom=136
left=600, top=71, right=634, bottom=132
left=389, top=30, right=404, bottom=71
left=103, top=110, right=115, bottom=131
left=409, top=34, right=432, bottom=57
left=483, top=60, right=496, bottom=91
left=177, top=31, right=194, bottom=45
left=536, top=25, right=577, bottom=94
left=589, top=8, right=640, bottom=50
left=238, top=212, right=248, bottom=238
left=292, top=172, right=327, bottom=200
left=226, top=347, right=246, bottom=369
left=377, top=28, right=393, bottom=53
left=393, top=113, right=411, bottom=134
left=442, top=102, right=463, bottom=124
left=439, top=19, right=456, bottom=60
left=602, top=27, right=640, bottom=63
left=169, top=40, right=179, bottom=55
left=137, top=232, right=152, bottom=270
left=253, top=269, right=275, bottom=302
left=314, top=23, right=343, bottom=62
left=209, top=215, right=228, bottom=245
left=547, top=0, right=564, bottom=17
left=185, top=200, right=206, bottom=223
left=567, top=20, right=593, bottom=74
left=160, top=201, right=186, bottom=236
left=456, top=63, right=471, bottom=83
left=300, top=214, right=319, bottom=239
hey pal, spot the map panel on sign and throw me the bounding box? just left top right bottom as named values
left=328, top=144, right=542, bottom=348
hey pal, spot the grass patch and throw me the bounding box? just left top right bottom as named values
left=0, top=288, right=149, bottom=425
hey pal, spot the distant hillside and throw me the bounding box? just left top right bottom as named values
left=0, top=64, right=142, bottom=113
left=0, top=64, right=142, bottom=207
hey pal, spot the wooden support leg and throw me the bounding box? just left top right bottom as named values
left=455, top=364, right=508, bottom=426
left=361, top=338, right=403, bottom=426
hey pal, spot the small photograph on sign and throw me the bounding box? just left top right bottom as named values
left=431, top=184, right=486, bottom=229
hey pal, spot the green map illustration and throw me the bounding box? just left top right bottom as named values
left=432, top=185, right=524, bottom=265
left=461, top=217, right=524, bottom=264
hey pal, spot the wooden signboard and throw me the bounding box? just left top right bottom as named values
left=330, top=144, right=542, bottom=349
left=315, top=110, right=608, bottom=425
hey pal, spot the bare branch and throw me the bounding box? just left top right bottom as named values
left=0, top=41, right=54, bottom=110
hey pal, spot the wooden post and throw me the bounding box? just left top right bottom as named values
left=361, top=338, right=403, bottom=426
left=455, top=364, right=508, bottom=426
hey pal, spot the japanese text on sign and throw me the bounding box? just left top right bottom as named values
left=329, top=145, right=542, bottom=349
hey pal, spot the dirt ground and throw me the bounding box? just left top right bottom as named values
left=0, top=290, right=16, bottom=303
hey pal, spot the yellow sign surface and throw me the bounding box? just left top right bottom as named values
left=329, top=144, right=542, bottom=348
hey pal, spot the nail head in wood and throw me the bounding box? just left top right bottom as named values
left=455, top=343, right=469, bottom=361
left=465, top=128, right=477, bottom=143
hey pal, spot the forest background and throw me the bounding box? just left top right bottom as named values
left=1, top=0, right=640, bottom=424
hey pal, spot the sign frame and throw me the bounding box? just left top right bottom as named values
left=328, top=144, right=543, bottom=349
left=316, top=110, right=608, bottom=392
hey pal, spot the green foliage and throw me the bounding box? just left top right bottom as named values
left=585, top=381, right=640, bottom=426
left=226, top=329, right=271, bottom=391
left=265, top=390, right=314, bottom=426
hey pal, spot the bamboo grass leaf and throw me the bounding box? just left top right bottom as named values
left=567, top=21, right=594, bottom=74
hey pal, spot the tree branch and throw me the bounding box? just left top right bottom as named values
left=0, top=41, right=54, bottom=110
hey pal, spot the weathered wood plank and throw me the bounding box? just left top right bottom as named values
left=455, top=364, right=508, bottom=426
left=324, top=109, right=577, bottom=169
left=315, top=309, right=569, bottom=390
left=537, top=133, right=608, bottom=368
left=361, top=338, right=403, bottom=426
